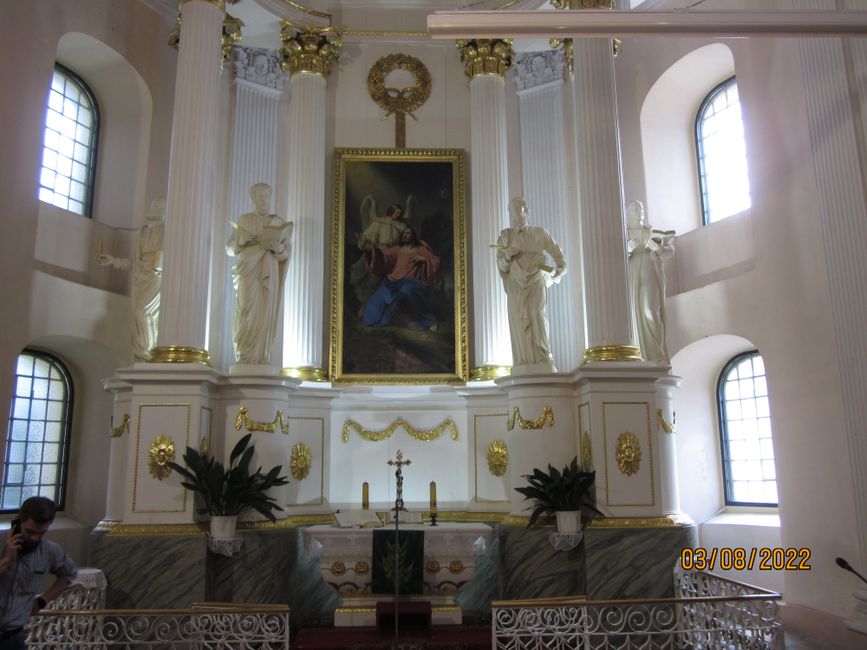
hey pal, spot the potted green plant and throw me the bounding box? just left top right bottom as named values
left=168, top=433, right=289, bottom=539
left=514, top=457, right=603, bottom=532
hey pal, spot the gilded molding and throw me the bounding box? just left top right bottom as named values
left=469, top=365, right=511, bottom=381
left=147, top=435, right=176, bottom=481
left=506, top=405, right=554, bottom=431
left=456, top=39, right=514, bottom=79
left=342, top=417, right=459, bottom=443
left=551, top=0, right=615, bottom=8
left=279, top=0, right=331, bottom=19
left=151, top=346, right=210, bottom=364
left=110, top=414, right=130, bottom=439
left=279, top=22, right=342, bottom=77
left=281, top=366, right=327, bottom=381
left=290, top=442, right=312, bottom=480
left=96, top=520, right=205, bottom=536
left=180, top=0, right=227, bottom=7
left=234, top=406, right=289, bottom=435
left=657, top=409, right=676, bottom=433
left=615, top=431, right=642, bottom=476
left=582, top=345, right=641, bottom=363
left=586, top=514, right=695, bottom=529
left=344, top=30, right=430, bottom=38
left=487, top=440, right=508, bottom=477
left=367, top=54, right=432, bottom=116
left=581, top=431, right=592, bottom=470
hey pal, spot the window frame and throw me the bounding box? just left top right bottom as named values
left=695, top=75, right=749, bottom=226
left=716, top=349, right=777, bottom=508
left=39, top=62, right=100, bottom=218
left=1, top=348, right=74, bottom=513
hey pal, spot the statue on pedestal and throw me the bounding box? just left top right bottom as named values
left=626, top=200, right=675, bottom=363
left=496, top=197, right=566, bottom=372
left=97, top=197, right=166, bottom=361
left=227, top=183, right=293, bottom=365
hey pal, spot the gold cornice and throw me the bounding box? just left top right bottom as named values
left=151, top=346, right=210, bottom=364
left=551, top=0, right=615, bottom=8
left=279, top=0, right=331, bottom=19
left=279, top=22, right=342, bottom=77
left=281, top=366, right=327, bottom=381
left=456, top=38, right=515, bottom=79
left=469, top=365, right=511, bottom=382
left=344, top=30, right=431, bottom=39
left=582, top=345, right=642, bottom=363
left=586, top=514, right=695, bottom=529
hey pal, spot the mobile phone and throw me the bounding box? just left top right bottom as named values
left=11, top=519, right=20, bottom=536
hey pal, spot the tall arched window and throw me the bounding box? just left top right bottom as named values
left=696, top=77, right=751, bottom=225
left=717, top=351, right=777, bottom=506
left=38, top=63, right=99, bottom=217
left=1, top=350, right=73, bottom=512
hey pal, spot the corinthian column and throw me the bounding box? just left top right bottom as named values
left=568, top=32, right=638, bottom=362
left=153, top=0, right=227, bottom=364
left=457, top=39, right=515, bottom=380
left=278, top=25, right=341, bottom=381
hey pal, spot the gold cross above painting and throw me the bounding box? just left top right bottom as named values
left=367, top=54, right=432, bottom=148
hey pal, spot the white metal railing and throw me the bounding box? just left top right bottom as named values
left=26, top=604, right=290, bottom=648
left=492, top=571, right=782, bottom=650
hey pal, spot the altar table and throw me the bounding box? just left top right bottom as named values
left=303, top=522, right=491, bottom=626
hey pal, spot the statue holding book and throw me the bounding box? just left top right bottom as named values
left=227, top=183, right=293, bottom=365
left=626, top=200, right=675, bottom=363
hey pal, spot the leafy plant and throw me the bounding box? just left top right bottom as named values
left=514, top=456, right=603, bottom=527
left=167, top=433, right=289, bottom=522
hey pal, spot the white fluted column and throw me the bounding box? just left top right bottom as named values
left=154, top=0, right=225, bottom=363
left=514, top=50, right=583, bottom=372
left=571, top=38, right=638, bottom=362
left=458, top=39, right=514, bottom=380
left=796, top=0, right=867, bottom=622
left=278, top=25, right=340, bottom=381
left=217, top=48, right=284, bottom=371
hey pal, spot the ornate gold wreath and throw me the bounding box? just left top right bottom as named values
left=367, top=53, right=432, bottom=116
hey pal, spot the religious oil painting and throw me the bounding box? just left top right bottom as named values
left=329, top=148, right=468, bottom=384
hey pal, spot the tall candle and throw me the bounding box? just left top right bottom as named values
left=430, top=481, right=437, bottom=513
left=362, top=482, right=369, bottom=510
left=95, top=239, right=103, bottom=260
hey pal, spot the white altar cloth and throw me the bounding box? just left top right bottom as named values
left=303, top=522, right=490, bottom=594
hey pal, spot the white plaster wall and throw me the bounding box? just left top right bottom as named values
left=0, top=0, right=176, bottom=528
left=614, top=14, right=860, bottom=619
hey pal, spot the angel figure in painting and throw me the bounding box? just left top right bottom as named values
left=496, top=196, right=566, bottom=373
left=351, top=193, right=418, bottom=309
left=97, top=197, right=166, bottom=361
left=227, top=183, right=293, bottom=365
left=626, top=199, right=675, bottom=363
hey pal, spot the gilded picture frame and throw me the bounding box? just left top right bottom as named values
left=329, top=148, right=468, bottom=385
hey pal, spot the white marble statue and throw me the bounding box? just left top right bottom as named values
left=496, top=197, right=566, bottom=372
left=97, top=197, right=166, bottom=361
left=626, top=200, right=675, bottom=363
left=226, top=183, right=293, bottom=365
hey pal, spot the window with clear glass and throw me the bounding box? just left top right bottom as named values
left=38, top=64, right=99, bottom=217
left=696, top=77, right=751, bottom=224
left=718, top=351, right=777, bottom=506
left=1, top=350, right=73, bottom=512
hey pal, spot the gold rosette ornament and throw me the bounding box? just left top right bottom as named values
left=148, top=435, right=176, bottom=481
left=615, top=431, right=642, bottom=476
left=290, top=442, right=312, bottom=480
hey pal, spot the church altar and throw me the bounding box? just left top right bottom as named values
left=303, top=522, right=491, bottom=626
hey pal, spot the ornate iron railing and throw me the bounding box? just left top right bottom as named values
left=26, top=604, right=290, bottom=648
left=492, top=571, right=782, bottom=649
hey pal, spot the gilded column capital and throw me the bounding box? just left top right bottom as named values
left=168, top=10, right=244, bottom=65
left=279, top=22, right=342, bottom=77
left=551, top=0, right=615, bottom=8
left=456, top=39, right=514, bottom=80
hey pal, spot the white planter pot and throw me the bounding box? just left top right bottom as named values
left=555, top=510, right=581, bottom=533
left=210, top=515, right=238, bottom=540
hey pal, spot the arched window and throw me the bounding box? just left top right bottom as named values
left=38, top=63, right=99, bottom=217
left=696, top=77, right=751, bottom=225
left=717, top=351, right=777, bottom=506
left=1, top=350, right=73, bottom=512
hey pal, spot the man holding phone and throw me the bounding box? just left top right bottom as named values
left=0, top=496, right=77, bottom=649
